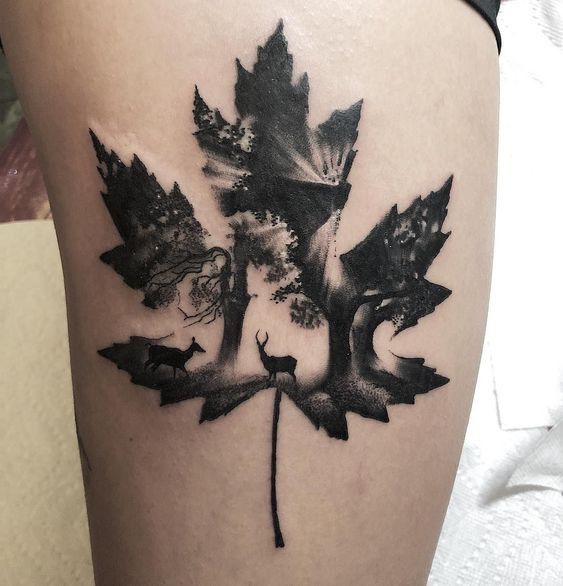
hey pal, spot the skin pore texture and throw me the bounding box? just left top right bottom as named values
left=0, top=1, right=498, bottom=584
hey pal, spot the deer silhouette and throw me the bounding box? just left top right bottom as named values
left=255, top=331, right=297, bottom=383
left=144, top=337, right=206, bottom=379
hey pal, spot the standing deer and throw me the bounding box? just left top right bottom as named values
left=255, top=331, right=297, bottom=383
left=144, top=337, right=206, bottom=379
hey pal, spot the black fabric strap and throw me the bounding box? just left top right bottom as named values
left=465, top=0, right=502, bottom=52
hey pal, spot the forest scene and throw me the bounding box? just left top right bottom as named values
left=94, top=21, right=453, bottom=548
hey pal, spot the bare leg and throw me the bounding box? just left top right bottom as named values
left=0, top=1, right=498, bottom=584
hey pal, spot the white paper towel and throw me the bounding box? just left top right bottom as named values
left=489, top=0, right=563, bottom=431
left=431, top=347, right=563, bottom=586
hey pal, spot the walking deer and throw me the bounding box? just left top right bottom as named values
left=255, top=331, right=297, bottom=382
left=144, top=337, right=205, bottom=379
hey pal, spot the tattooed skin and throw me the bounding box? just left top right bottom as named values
left=94, top=21, right=452, bottom=548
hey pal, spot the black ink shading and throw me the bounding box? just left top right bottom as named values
left=256, top=331, right=297, bottom=383
left=94, top=20, right=453, bottom=548
left=145, top=337, right=205, bottom=379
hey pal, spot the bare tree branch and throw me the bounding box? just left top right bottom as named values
left=147, top=246, right=229, bottom=290
left=182, top=296, right=224, bottom=326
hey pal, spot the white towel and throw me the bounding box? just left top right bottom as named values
left=489, top=0, right=563, bottom=431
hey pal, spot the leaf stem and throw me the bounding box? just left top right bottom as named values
left=271, top=387, right=285, bottom=548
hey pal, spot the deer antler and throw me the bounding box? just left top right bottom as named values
left=255, top=330, right=261, bottom=344
left=264, top=332, right=269, bottom=345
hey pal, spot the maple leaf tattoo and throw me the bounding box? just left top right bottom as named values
left=94, top=20, right=453, bottom=548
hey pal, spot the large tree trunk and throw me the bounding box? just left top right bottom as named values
left=326, top=298, right=356, bottom=379
left=351, top=302, right=387, bottom=372
left=218, top=294, right=250, bottom=364
left=218, top=238, right=250, bottom=365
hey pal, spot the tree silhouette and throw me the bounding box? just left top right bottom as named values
left=96, top=21, right=453, bottom=548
